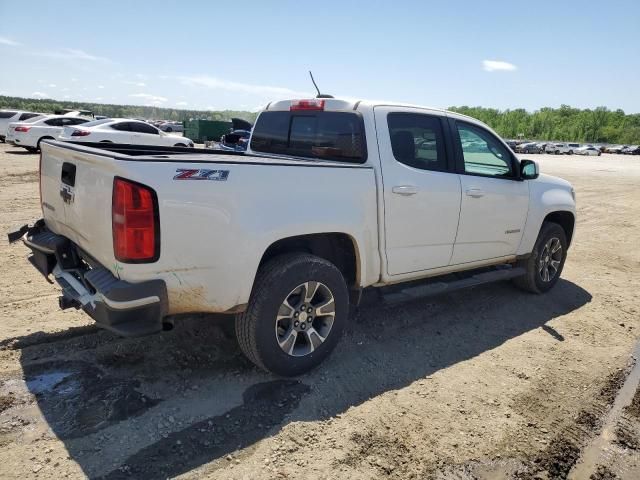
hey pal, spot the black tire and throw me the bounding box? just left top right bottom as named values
left=235, top=253, right=349, bottom=376
left=568, top=150, right=573, bottom=155
left=25, top=147, right=38, bottom=153
left=174, top=143, right=186, bottom=147
left=513, top=222, right=568, bottom=294
left=99, top=140, right=113, bottom=143
left=166, top=127, right=173, bottom=132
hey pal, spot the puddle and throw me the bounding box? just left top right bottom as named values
left=26, top=371, right=75, bottom=394
left=22, top=361, right=159, bottom=439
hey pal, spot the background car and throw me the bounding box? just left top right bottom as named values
left=159, top=121, right=184, bottom=133
left=545, top=143, right=570, bottom=154
left=574, top=146, right=601, bottom=156
left=6, top=115, right=90, bottom=152
left=567, top=143, right=581, bottom=154
left=621, top=145, right=639, bottom=154
left=516, top=142, right=541, bottom=154
left=58, top=118, right=194, bottom=147
left=0, top=110, right=45, bottom=142
left=605, top=145, right=627, bottom=154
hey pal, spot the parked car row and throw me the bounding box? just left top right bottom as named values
left=604, top=144, right=640, bottom=155
left=507, top=138, right=639, bottom=156
left=1, top=109, right=193, bottom=152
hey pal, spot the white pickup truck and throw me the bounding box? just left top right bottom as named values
left=10, top=98, right=576, bottom=376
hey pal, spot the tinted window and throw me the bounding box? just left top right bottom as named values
left=387, top=113, right=447, bottom=171
left=0, top=111, right=17, bottom=119
left=456, top=122, right=513, bottom=177
left=130, top=122, right=159, bottom=134
left=45, top=118, right=64, bottom=127
left=110, top=122, right=131, bottom=131
left=251, top=111, right=366, bottom=163
left=19, top=113, right=39, bottom=121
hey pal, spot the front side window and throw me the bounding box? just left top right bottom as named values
left=456, top=122, right=513, bottom=177
left=250, top=111, right=366, bottom=163
left=387, top=112, right=447, bottom=171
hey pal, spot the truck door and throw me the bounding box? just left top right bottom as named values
left=374, top=107, right=461, bottom=275
left=448, top=119, right=529, bottom=264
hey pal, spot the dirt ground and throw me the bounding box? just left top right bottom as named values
left=0, top=142, right=639, bottom=479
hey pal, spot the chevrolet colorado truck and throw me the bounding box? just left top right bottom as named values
left=10, top=98, right=576, bottom=376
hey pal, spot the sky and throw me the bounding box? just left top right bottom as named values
left=0, top=0, right=639, bottom=113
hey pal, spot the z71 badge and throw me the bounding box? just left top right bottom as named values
left=173, top=169, right=230, bottom=181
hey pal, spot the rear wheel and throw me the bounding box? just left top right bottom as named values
left=235, top=253, right=349, bottom=376
left=25, top=147, right=37, bottom=153
left=513, top=222, right=568, bottom=294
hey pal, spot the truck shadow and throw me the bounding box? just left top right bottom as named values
left=11, top=279, right=591, bottom=479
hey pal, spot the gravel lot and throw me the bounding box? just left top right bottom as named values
left=0, top=142, right=639, bottom=479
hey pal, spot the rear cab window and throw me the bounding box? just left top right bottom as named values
left=250, top=110, right=366, bottom=163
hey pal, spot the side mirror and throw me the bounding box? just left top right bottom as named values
left=520, top=159, right=539, bottom=180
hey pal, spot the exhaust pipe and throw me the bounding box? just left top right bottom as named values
left=162, top=318, right=174, bottom=332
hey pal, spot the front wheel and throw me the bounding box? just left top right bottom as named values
left=235, top=253, right=349, bottom=376
left=513, top=222, right=568, bottom=293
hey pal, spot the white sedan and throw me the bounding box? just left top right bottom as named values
left=574, top=146, right=601, bottom=156
left=6, top=115, right=90, bottom=152
left=58, top=118, right=194, bottom=147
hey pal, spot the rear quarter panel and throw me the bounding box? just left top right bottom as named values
left=40, top=142, right=379, bottom=314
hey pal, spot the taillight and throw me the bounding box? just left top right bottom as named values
left=112, top=177, right=159, bottom=263
left=290, top=99, right=325, bottom=111
left=71, top=129, right=91, bottom=137
left=15, top=126, right=31, bottom=132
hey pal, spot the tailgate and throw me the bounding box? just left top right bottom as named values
left=40, top=141, right=118, bottom=267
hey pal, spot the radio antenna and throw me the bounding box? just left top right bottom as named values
left=309, top=71, right=334, bottom=99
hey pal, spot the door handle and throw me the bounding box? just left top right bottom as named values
left=465, top=188, right=485, bottom=198
left=392, top=185, right=418, bottom=196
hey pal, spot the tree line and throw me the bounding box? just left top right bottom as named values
left=2, top=95, right=638, bottom=144
left=0, top=95, right=258, bottom=123
left=448, top=105, right=640, bottom=144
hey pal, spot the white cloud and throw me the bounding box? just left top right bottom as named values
left=31, top=91, right=50, bottom=99
left=63, top=95, right=71, bottom=99
left=175, top=101, right=188, bottom=106
left=0, top=37, right=20, bottom=46
left=129, top=93, right=168, bottom=105
left=38, top=48, right=110, bottom=62
left=48, top=84, right=57, bottom=88
left=178, top=75, right=310, bottom=99
left=61, top=87, right=70, bottom=92
left=482, top=60, right=517, bottom=72
left=124, top=81, right=146, bottom=87
left=71, top=78, right=79, bottom=82
left=97, top=85, right=105, bottom=89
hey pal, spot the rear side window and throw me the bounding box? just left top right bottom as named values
left=19, top=113, right=39, bottom=121
left=0, top=111, right=17, bottom=118
left=387, top=113, right=447, bottom=171
left=130, top=122, right=159, bottom=134
left=111, top=122, right=131, bottom=131
left=45, top=118, right=64, bottom=127
left=250, top=111, right=366, bottom=163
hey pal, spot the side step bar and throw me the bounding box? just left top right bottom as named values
left=382, top=266, right=526, bottom=304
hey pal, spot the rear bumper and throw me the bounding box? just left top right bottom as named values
left=20, top=224, right=168, bottom=337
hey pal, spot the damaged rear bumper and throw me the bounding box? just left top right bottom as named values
left=13, top=221, right=168, bottom=337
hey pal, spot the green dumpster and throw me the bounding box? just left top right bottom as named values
left=183, top=120, right=231, bottom=144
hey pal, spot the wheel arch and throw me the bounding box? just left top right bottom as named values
left=543, top=210, right=575, bottom=247
left=258, top=232, right=362, bottom=292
